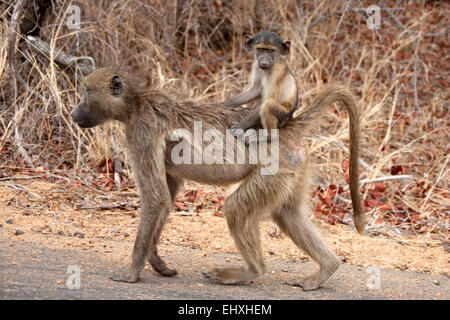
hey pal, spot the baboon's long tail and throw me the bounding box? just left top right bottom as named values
left=292, top=86, right=365, bottom=234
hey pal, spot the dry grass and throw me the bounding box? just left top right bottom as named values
left=0, top=0, right=448, bottom=236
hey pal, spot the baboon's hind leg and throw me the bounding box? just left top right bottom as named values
left=202, top=200, right=265, bottom=285
left=204, top=175, right=280, bottom=285
left=272, top=191, right=340, bottom=291
left=148, top=174, right=181, bottom=277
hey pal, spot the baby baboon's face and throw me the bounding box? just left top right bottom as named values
left=71, top=68, right=131, bottom=128
left=245, top=31, right=291, bottom=70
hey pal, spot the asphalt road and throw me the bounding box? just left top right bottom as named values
left=0, top=238, right=448, bottom=300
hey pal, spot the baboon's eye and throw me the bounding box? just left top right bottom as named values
left=257, top=48, right=274, bottom=54
left=110, top=74, right=124, bottom=96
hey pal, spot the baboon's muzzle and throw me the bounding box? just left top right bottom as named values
left=70, top=103, right=102, bottom=128
left=257, top=56, right=273, bottom=70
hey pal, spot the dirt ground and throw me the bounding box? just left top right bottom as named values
left=0, top=177, right=448, bottom=278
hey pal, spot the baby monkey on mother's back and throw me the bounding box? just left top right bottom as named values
left=221, top=31, right=298, bottom=141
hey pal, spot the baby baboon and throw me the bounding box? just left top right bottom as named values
left=70, top=67, right=364, bottom=291
left=221, top=31, right=298, bottom=141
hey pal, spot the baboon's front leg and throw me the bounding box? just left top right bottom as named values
left=110, top=217, right=157, bottom=282
left=147, top=209, right=178, bottom=277
left=111, top=169, right=172, bottom=283
left=220, top=86, right=261, bottom=108
left=148, top=175, right=182, bottom=277
left=110, top=206, right=168, bottom=283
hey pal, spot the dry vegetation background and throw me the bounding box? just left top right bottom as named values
left=0, top=0, right=448, bottom=240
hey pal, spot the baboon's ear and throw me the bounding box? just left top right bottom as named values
left=244, top=35, right=254, bottom=52
left=281, top=40, right=291, bottom=56
left=110, top=74, right=124, bottom=96
left=143, top=74, right=152, bottom=88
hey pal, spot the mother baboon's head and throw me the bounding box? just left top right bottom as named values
left=71, top=68, right=148, bottom=128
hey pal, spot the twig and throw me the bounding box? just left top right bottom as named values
left=360, top=175, right=414, bottom=185
left=309, top=7, right=365, bottom=28
left=113, top=191, right=139, bottom=197
left=333, top=0, right=351, bottom=40
left=47, top=173, right=109, bottom=195
left=0, top=175, right=42, bottom=181
left=171, top=211, right=195, bottom=216
left=76, top=202, right=132, bottom=211
left=386, top=9, right=446, bottom=38
left=379, top=84, right=400, bottom=151
left=420, top=154, right=449, bottom=213
left=14, top=124, right=33, bottom=167
left=310, top=6, right=377, bottom=29
left=336, top=194, right=351, bottom=204
left=0, top=183, right=41, bottom=198
left=413, top=38, right=422, bottom=113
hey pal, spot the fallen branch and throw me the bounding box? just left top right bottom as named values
left=26, top=35, right=95, bottom=77
left=0, top=175, right=42, bottom=181
left=360, top=175, right=414, bottom=185
left=113, top=191, right=139, bottom=198
left=0, top=183, right=41, bottom=198
left=336, top=194, right=351, bottom=204
left=76, top=202, right=132, bottom=211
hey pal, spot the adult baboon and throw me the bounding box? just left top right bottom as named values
left=70, top=68, right=364, bottom=290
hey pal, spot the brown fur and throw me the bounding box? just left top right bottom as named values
left=221, top=31, right=298, bottom=140
left=70, top=67, right=364, bottom=290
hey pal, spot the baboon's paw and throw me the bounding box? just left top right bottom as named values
left=285, top=278, right=321, bottom=291
left=299, top=276, right=323, bottom=291
left=284, top=270, right=334, bottom=291
left=159, top=268, right=178, bottom=277
left=149, top=255, right=178, bottom=277
left=109, top=272, right=140, bottom=283
left=202, top=267, right=256, bottom=285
